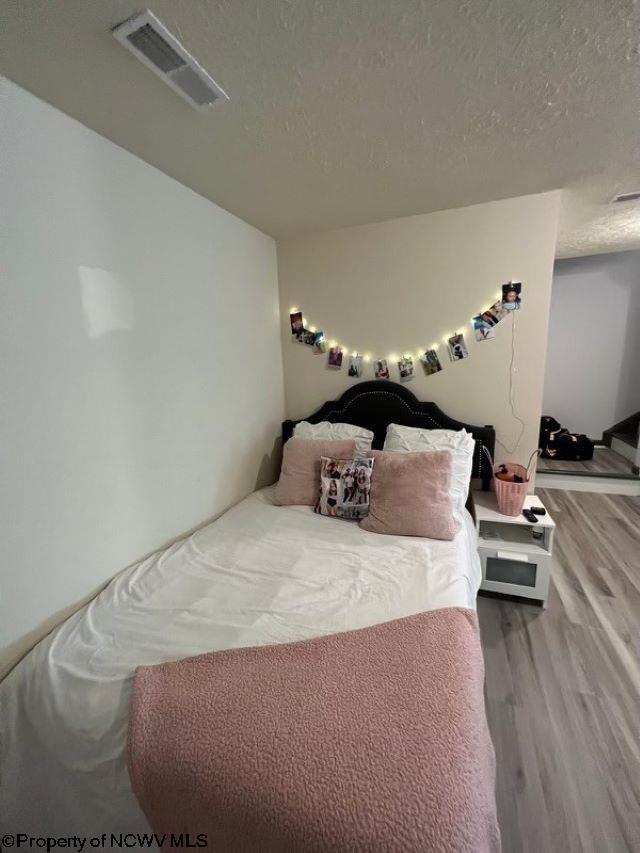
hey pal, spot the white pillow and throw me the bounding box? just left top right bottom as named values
left=293, top=421, right=374, bottom=455
left=383, top=423, right=475, bottom=518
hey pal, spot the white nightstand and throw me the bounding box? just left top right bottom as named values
left=474, top=493, right=555, bottom=606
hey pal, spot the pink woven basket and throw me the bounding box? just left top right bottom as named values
left=493, top=463, right=529, bottom=516
left=484, top=449, right=540, bottom=517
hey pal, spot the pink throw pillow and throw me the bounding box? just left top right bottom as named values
left=275, top=438, right=356, bottom=506
left=359, top=450, right=457, bottom=539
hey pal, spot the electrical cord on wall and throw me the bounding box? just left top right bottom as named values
left=496, top=310, right=526, bottom=456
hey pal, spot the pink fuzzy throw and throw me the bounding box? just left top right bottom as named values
left=128, top=608, right=500, bottom=852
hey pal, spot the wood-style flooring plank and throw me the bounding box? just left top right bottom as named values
left=478, top=488, right=640, bottom=852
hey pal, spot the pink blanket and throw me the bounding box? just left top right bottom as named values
left=128, top=608, right=500, bottom=852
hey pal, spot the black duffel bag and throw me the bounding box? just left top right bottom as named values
left=539, top=416, right=594, bottom=461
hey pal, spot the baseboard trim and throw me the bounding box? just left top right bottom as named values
left=537, top=467, right=639, bottom=481
left=536, top=472, right=640, bottom=495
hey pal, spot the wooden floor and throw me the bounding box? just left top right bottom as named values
left=537, top=446, right=637, bottom=476
left=478, top=488, right=640, bottom=852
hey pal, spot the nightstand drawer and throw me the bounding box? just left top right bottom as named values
left=474, top=493, right=555, bottom=606
left=479, top=548, right=551, bottom=602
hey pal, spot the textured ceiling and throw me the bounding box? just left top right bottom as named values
left=1, top=0, right=640, bottom=254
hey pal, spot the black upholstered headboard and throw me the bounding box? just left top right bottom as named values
left=282, top=380, right=495, bottom=491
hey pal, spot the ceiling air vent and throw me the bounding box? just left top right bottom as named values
left=612, top=190, right=640, bottom=203
left=112, top=10, right=228, bottom=109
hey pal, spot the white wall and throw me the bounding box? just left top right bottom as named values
left=277, top=192, right=560, bottom=471
left=543, top=251, right=640, bottom=438
left=0, top=78, right=284, bottom=676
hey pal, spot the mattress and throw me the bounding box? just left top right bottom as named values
left=0, top=485, right=481, bottom=834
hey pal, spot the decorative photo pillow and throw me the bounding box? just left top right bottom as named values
left=315, top=457, right=375, bottom=520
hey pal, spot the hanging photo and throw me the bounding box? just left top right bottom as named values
left=448, top=333, right=469, bottom=361
left=327, top=347, right=343, bottom=369
left=480, top=300, right=507, bottom=326
left=420, top=349, right=443, bottom=376
left=502, top=282, right=522, bottom=310
left=289, top=311, right=303, bottom=336
left=374, top=359, right=390, bottom=379
left=297, top=328, right=316, bottom=346
left=347, top=354, right=363, bottom=377
left=472, top=314, right=495, bottom=341
left=313, top=331, right=327, bottom=354
left=397, top=356, right=415, bottom=381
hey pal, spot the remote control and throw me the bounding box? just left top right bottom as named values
left=531, top=506, right=546, bottom=516
left=522, top=509, right=537, bottom=523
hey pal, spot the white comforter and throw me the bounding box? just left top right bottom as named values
left=0, top=486, right=480, bottom=834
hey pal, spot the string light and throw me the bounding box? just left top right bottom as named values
left=290, top=290, right=525, bottom=455
left=292, top=288, right=508, bottom=365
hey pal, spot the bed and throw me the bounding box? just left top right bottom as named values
left=0, top=381, right=498, bottom=848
